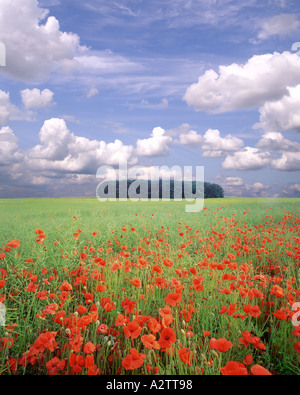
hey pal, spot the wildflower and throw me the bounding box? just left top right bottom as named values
left=122, top=348, right=146, bottom=370
left=158, top=327, right=176, bottom=349
left=141, top=334, right=160, bottom=350
left=251, top=365, right=272, bottom=375
left=178, top=348, right=194, bottom=366
left=123, top=320, right=142, bottom=339
left=210, top=338, right=232, bottom=353
left=221, top=361, right=248, bottom=375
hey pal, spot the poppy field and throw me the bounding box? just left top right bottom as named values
left=0, top=197, right=299, bottom=375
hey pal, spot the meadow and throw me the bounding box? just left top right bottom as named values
left=0, top=197, right=299, bottom=375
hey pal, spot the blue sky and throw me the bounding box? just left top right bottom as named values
left=0, top=0, right=300, bottom=198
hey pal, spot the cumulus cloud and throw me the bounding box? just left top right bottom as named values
left=282, top=183, right=300, bottom=197
left=245, top=182, right=271, bottom=197
left=220, top=177, right=244, bottom=196
left=222, top=147, right=272, bottom=170
left=219, top=176, right=274, bottom=197
left=136, top=127, right=172, bottom=157
left=175, top=128, right=244, bottom=156
left=177, top=130, right=203, bottom=147
left=256, top=14, right=300, bottom=41
left=183, top=52, right=300, bottom=113
left=21, top=88, right=55, bottom=109
left=0, top=118, right=141, bottom=197
left=0, top=126, right=23, bottom=166
left=27, top=118, right=137, bottom=174
left=223, top=177, right=244, bottom=186
left=201, top=129, right=244, bottom=157
left=0, top=0, right=86, bottom=82
left=257, top=131, right=300, bottom=152
left=255, top=85, right=300, bottom=132
left=271, top=152, right=300, bottom=171
left=0, top=90, right=32, bottom=124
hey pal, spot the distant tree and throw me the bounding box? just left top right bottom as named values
left=102, top=179, right=224, bottom=199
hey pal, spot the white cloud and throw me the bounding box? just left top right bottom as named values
left=21, top=88, right=55, bottom=109
left=271, top=152, right=300, bottom=171
left=136, top=127, right=172, bottom=157
left=220, top=177, right=244, bottom=196
left=27, top=118, right=137, bottom=174
left=0, top=127, right=23, bottom=166
left=0, top=0, right=86, bottom=82
left=86, top=88, right=99, bottom=98
left=219, top=176, right=274, bottom=197
left=183, top=52, right=300, bottom=113
left=282, top=183, right=300, bottom=197
left=222, top=147, right=272, bottom=170
left=256, top=14, right=300, bottom=41
left=245, top=182, right=271, bottom=197
left=257, top=131, right=300, bottom=152
left=0, top=90, right=32, bottom=124
left=201, top=129, right=244, bottom=157
left=175, top=128, right=244, bottom=156
left=223, top=177, right=244, bottom=186
left=255, top=85, right=300, bottom=132
left=75, top=51, right=139, bottom=75
left=177, top=130, right=203, bottom=147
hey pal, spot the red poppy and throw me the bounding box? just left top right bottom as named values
left=251, top=364, right=272, bottom=375
left=210, top=338, right=232, bottom=353
left=221, top=361, right=248, bottom=375
left=83, top=342, right=96, bottom=354
left=141, top=334, right=160, bottom=350
left=165, top=292, right=182, bottom=306
left=178, top=348, right=194, bottom=366
left=158, top=327, right=176, bottom=349
left=123, top=320, right=142, bottom=339
left=122, top=348, right=146, bottom=370
left=129, top=278, right=142, bottom=287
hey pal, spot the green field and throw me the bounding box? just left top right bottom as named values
left=0, top=198, right=299, bottom=375
left=1, top=197, right=299, bottom=243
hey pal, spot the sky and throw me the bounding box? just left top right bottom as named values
left=0, top=0, right=300, bottom=198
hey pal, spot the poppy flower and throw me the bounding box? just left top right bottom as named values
left=96, top=284, right=107, bottom=292
left=83, top=342, right=96, bottom=354
left=162, top=258, right=174, bottom=268
left=141, top=334, right=160, bottom=350
left=165, top=292, right=182, bottom=306
left=76, top=305, right=88, bottom=315
left=210, top=338, right=232, bottom=353
left=178, top=348, right=194, bottom=366
left=6, top=240, right=20, bottom=248
left=294, top=342, right=300, bottom=353
left=148, top=318, right=162, bottom=334
left=251, top=364, right=272, bottom=375
left=221, top=361, right=248, bottom=375
left=46, top=357, right=66, bottom=375
left=243, top=354, right=253, bottom=365
left=122, top=348, right=146, bottom=370
left=129, top=278, right=142, bottom=288
left=69, top=354, right=85, bottom=374
left=158, top=327, right=176, bottom=349
left=123, top=320, right=142, bottom=339
left=115, top=314, right=129, bottom=327
left=97, top=324, right=109, bottom=334
left=152, top=264, right=163, bottom=274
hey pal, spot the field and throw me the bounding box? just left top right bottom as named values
left=0, top=197, right=299, bottom=375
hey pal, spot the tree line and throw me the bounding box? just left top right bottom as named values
left=101, top=180, right=224, bottom=199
